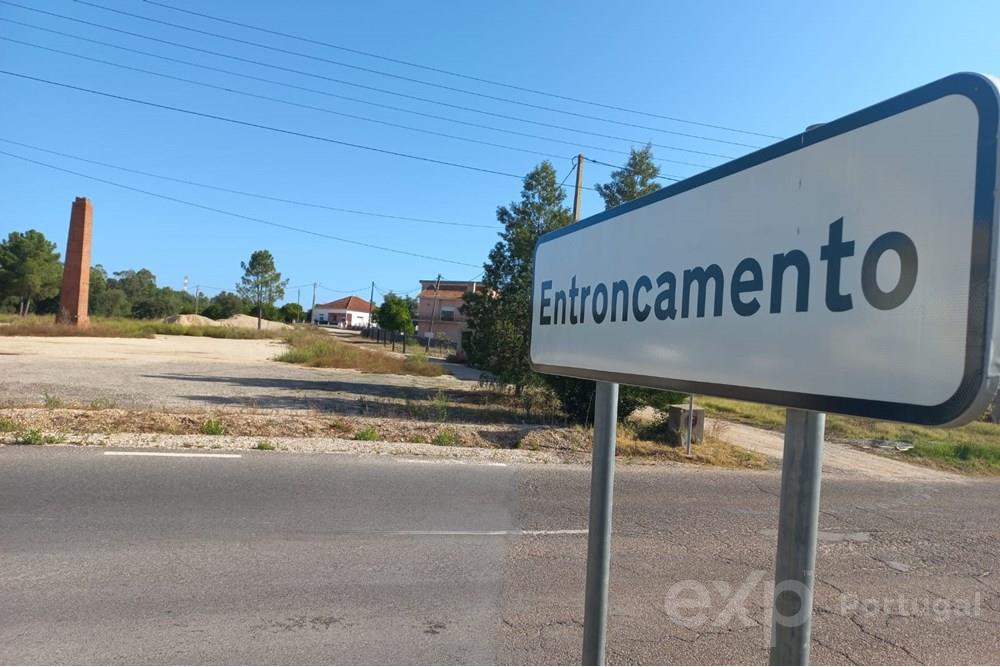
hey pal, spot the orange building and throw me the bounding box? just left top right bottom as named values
left=416, top=279, right=483, bottom=353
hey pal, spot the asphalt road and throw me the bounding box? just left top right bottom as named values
left=2, top=446, right=997, bottom=665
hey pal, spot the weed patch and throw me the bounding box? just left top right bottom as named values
left=199, top=419, right=225, bottom=436
left=278, top=330, right=443, bottom=377
left=432, top=429, right=457, bottom=446
left=354, top=426, right=379, bottom=441
left=254, top=440, right=276, bottom=451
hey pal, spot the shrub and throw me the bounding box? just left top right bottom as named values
left=354, top=426, right=379, bottom=441
left=432, top=429, right=456, bottom=446
left=199, top=419, right=225, bottom=436
left=0, top=418, right=19, bottom=432
left=254, top=440, right=276, bottom=450
left=15, top=429, right=57, bottom=445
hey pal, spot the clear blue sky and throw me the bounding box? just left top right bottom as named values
left=2, top=0, right=998, bottom=306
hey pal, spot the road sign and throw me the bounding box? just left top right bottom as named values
left=531, top=73, right=1000, bottom=426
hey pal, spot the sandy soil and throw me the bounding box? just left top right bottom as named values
left=707, top=418, right=965, bottom=482
left=0, top=334, right=286, bottom=363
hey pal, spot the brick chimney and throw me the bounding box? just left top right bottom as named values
left=56, top=197, right=93, bottom=327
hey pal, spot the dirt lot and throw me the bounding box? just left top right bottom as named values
left=2, top=334, right=969, bottom=479
left=2, top=334, right=473, bottom=412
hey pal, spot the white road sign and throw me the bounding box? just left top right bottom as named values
left=530, top=73, right=1000, bottom=425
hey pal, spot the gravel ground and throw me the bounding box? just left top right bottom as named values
left=1, top=334, right=476, bottom=412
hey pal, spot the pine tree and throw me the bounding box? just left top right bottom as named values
left=594, top=144, right=661, bottom=209
left=236, top=250, right=288, bottom=330
left=464, top=162, right=571, bottom=392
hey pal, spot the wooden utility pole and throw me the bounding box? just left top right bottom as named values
left=368, top=281, right=375, bottom=332
left=425, top=273, right=442, bottom=353
left=310, top=282, right=317, bottom=325
left=573, top=153, right=585, bottom=223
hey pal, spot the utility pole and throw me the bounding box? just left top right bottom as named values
left=311, top=283, right=317, bottom=325
left=425, top=273, right=442, bottom=353
left=579, top=153, right=620, bottom=666
left=194, top=285, right=200, bottom=316
left=368, top=281, right=375, bottom=332
left=573, top=153, right=585, bottom=223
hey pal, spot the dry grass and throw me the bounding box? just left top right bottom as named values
left=699, top=396, right=1000, bottom=473
left=0, top=315, right=279, bottom=339
left=278, top=330, right=443, bottom=377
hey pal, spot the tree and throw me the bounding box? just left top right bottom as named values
left=594, top=144, right=661, bottom=209
left=236, top=250, right=288, bottom=330
left=279, top=302, right=305, bottom=323
left=108, top=268, right=157, bottom=304
left=0, top=230, right=62, bottom=316
left=464, top=162, right=572, bottom=392
left=201, top=291, right=246, bottom=320
left=374, top=292, right=415, bottom=335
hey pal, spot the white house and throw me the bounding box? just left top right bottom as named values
left=312, top=295, right=373, bottom=328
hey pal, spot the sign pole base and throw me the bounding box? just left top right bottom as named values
left=582, top=381, right=618, bottom=666
left=769, top=408, right=825, bottom=665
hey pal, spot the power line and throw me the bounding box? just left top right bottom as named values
left=0, top=9, right=738, bottom=160
left=0, top=149, right=481, bottom=268
left=71, top=0, right=764, bottom=148
left=1, top=36, right=680, bottom=180
left=0, top=137, right=498, bottom=229
left=142, top=0, right=780, bottom=140
left=0, top=38, right=574, bottom=165
left=0, top=70, right=533, bottom=181
left=0, top=20, right=712, bottom=169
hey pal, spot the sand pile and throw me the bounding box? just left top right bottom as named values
left=217, top=313, right=292, bottom=330
left=165, top=314, right=219, bottom=327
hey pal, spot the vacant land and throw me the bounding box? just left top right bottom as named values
left=0, top=334, right=763, bottom=467
left=278, top=329, right=443, bottom=377
left=701, top=396, right=1000, bottom=473
left=0, top=315, right=280, bottom=339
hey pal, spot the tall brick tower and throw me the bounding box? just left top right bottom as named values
left=56, top=197, right=93, bottom=327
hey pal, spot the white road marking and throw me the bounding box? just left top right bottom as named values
left=388, top=529, right=587, bottom=536
left=397, top=458, right=507, bottom=467
left=103, top=451, right=242, bottom=459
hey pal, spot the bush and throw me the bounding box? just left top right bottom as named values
left=354, top=426, right=379, bottom=441
left=254, top=440, right=276, bottom=450
left=543, top=375, right=687, bottom=424
left=432, top=429, right=457, bottom=446
left=199, top=419, right=225, bottom=435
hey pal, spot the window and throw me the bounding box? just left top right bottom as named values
left=440, top=308, right=455, bottom=322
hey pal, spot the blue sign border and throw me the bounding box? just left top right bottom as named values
left=530, top=72, right=999, bottom=426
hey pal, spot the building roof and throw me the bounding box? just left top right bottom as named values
left=314, top=295, right=372, bottom=312
left=418, top=280, right=482, bottom=301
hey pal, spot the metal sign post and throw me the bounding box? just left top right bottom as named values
left=770, top=409, right=825, bottom=665
left=582, top=381, right=618, bottom=666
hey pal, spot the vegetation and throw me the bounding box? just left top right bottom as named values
left=463, top=153, right=686, bottom=423
left=432, top=429, right=457, bottom=446
left=14, top=429, right=60, bottom=445
left=0, top=315, right=280, bottom=339
left=0, top=230, right=62, bottom=316
left=237, top=249, right=289, bottom=330
left=0, top=417, right=20, bottom=432
left=199, top=419, right=225, bottom=436
left=254, top=440, right=276, bottom=450
left=278, top=330, right=443, bottom=377
left=279, top=302, right=305, bottom=323
left=594, top=144, right=662, bottom=208
left=354, top=426, right=379, bottom=441
left=700, top=396, right=1000, bottom=473
left=374, top=292, right=415, bottom=336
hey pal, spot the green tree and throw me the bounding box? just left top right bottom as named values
left=236, top=250, right=288, bottom=330
left=279, top=302, right=305, bottom=323
left=464, top=161, right=572, bottom=392
left=109, top=268, right=157, bottom=304
left=594, top=144, right=661, bottom=209
left=0, top=230, right=62, bottom=316
left=374, top=292, right=415, bottom=335
left=201, top=291, right=246, bottom=320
